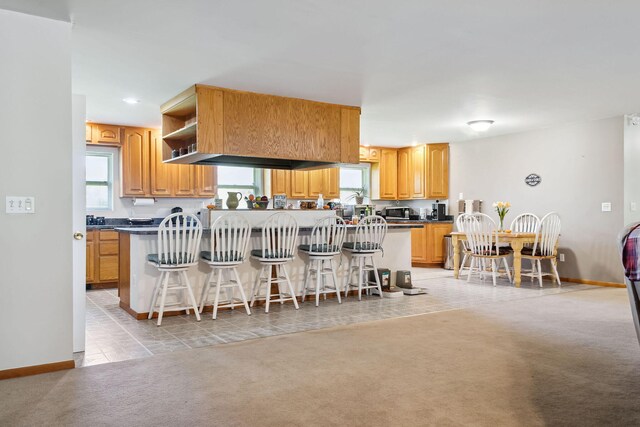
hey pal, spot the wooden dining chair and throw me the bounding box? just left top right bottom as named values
left=464, top=213, right=512, bottom=286
left=521, top=212, right=562, bottom=287
left=510, top=213, right=541, bottom=277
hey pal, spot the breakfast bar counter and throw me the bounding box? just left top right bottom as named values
left=116, top=211, right=420, bottom=319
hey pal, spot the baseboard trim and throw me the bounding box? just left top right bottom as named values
left=412, top=262, right=444, bottom=268
left=0, top=360, right=75, bottom=381
left=560, top=277, right=626, bottom=288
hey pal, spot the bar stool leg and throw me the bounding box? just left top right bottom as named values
left=157, top=271, right=170, bottom=326
left=181, top=270, right=201, bottom=321
left=315, top=259, right=322, bottom=307
left=265, top=267, right=272, bottom=313
left=370, top=256, right=383, bottom=297
left=232, top=267, right=251, bottom=315
left=250, top=266, right=263, bottom=307
left=344, top=256, right=353, bottom=298
left=281, top=264, right=299, bottom=309
left=212, top=269, right=223, bottom=319
left=330, top=258, right=341, bottom=304
left=148, top=272, right=163, bottom=320
left=301, top=261, right=310, bottom=302
left=357, top=257, right=364, bottom=301
left=199, top=270, right=213, bottom=313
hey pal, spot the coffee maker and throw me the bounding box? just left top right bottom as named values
left=431, top=201, right=446, bottom=220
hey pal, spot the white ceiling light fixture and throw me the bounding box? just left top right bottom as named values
left=467, top=120, right=494, bottom=132
left=122, top=97, right=141, bottom=104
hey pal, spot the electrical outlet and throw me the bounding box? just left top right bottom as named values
left=5, top=196, right=36, bottom=214
left=558, top=253, right=565, bottom=262
left=601, top=202, right=612, bottom=212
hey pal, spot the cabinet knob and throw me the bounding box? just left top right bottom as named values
left=73, top=232, right=84, bottom=240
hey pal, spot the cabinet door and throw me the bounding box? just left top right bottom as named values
left=98, top=255, right=119, bottom=282
left=427, top=143, right=449, bottom=199
left=196, top=165, right=217, bottom=197
left=397, top=148, right=411, bottom=200
left=289, top=171, right=308, bottom=199
left=410, top=145, right=426, bottom=199
left=271, top=170, right=290, bottom=196
left=426, top=223, right=453, bottom=264
left=85, top=124, right=93, bottom=142
left=86, top=233, right=95, bottom=283
left=379, top=149, right=398, bottom=200
left=368, top=147, right=380, bottom=162
left=307, top=170, right=324, bottom=198
left=323, top=168, right=340, bottom=199
left=411, top=225, right=428, bottom=263
left=149, top=130, right=174, bottom=196
left=91, top=124, right=122, bottom=145
left=121, top=128, right=150, bottom=196
left=173, top=165, right=196, bottom=197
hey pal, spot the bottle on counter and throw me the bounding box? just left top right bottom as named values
left=317, top=193, right=324, bottom=209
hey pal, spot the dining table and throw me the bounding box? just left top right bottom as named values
left=450, top=231, right=539, bottom=287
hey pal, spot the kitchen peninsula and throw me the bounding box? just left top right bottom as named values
left=116, top=210, right=420, bottom=319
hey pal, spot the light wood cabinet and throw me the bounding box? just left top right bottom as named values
left=427, top=143, right=449, bottom=199
left=397, top=148, right=411, bottom=199
left=173, top=165, right=196, bottom=197
left=85, top=124, right=93, bottom=142
left=323, top=168, right=340, bottom=199
left=271, top=170, right=289, bottom=196
left=410, top=223, right=453, bottom=266
left=374, top=148, right=398, bottom=200
left=410, top=144, right=427, bottom=199
left=270, top=168, right=340, bottom=200
left=195, top=166, right=217, bottom=197
left=87, top=230, right=119, bottom=287
left=150, top=130, right=173, bottom=196
left=89, top=124, right=122, bottom=146
left=86, top=231, right=95, bottom=283
left=121, top=127, right=150, bottom=196
left=359, top=146, right=381, bottom=163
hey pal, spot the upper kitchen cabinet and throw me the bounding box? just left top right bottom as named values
left=195, top=166, right=217, bottom=197
left=426, top=143, right=449, bottom=199
left=322, top=168, right=340, bottom=199
left=397, top=148, right=411, bottom=199
left=271, top=170, right=289, bottom=196
left=88, top=123, right=122, bottom=146
left=371, top=148, right=398, bottom=200
left=410, top=144, right=427, bottom=199
left=121, top=127, right=150, bottom=196
left=160, top=85, right=361, bottom=168
left=149, top=130, right=173, bottom=197
left=270, top=168, right=340, bottom=200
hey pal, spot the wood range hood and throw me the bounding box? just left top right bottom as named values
left=160, top=85, right=361, bottom=170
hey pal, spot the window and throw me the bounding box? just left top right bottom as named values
left=339, top=165, right=369, bottom=203
left=216, top=166, right=262, bottom=208
left=86, top=152, right=114, bottom=210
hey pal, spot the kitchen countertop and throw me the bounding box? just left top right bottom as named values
left=115, top=223, right=422, bottom=235
left=384, top=219, right=454, bottom=224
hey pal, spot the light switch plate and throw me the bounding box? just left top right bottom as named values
left=601, top=202, right=612, bottom=212
left=5, top=196, right=36, bottom=214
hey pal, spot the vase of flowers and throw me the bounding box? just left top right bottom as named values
left=493, top=201, right=511, bottom=231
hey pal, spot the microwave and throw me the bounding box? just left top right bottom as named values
left=386, top=206, right=410, bottom=219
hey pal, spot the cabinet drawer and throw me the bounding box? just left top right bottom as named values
left=99, top=230, right=119, bottom=241
left=99, top=241, right=119, bottom=256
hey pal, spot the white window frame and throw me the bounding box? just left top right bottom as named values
left=339, top=164, right=370, bottom=203
left=86, top=152, right=114, bottom=211
left=216, top=167, right=264, bottom=207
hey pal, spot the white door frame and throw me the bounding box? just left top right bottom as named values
left=72, top=94, right=87, bottom=352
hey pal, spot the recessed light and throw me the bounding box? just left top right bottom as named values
left=123, top=98, right=140, bottom=104
left=467, top=120, right=494, bottom=132
left=363, top=143, right=370, bottom=147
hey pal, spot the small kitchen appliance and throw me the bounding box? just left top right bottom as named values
left=431, top=201, right=447, bottom=220
left=395, top=270, right=427, bottom=295
left=385, top=206, right=411, bottom=219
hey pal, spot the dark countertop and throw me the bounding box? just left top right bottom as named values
left=115, top=223, right=422, bottom=235
left=385, top=219, right=454, bottom=224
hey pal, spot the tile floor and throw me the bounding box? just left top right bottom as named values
left=75, top=268, right=591, bottom=367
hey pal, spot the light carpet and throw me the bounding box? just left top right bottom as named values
left=1, top=287, right=639, bottom=426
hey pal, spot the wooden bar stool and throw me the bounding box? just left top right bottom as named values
left=342, top=215, right=387, bottom=300
left=198, top=213, right=252, bottom=319
left=299, top=216, right=347, bottom=306
left=250, top=212, right=300, bottom=313
left=147, top=213, right=203, bottom=326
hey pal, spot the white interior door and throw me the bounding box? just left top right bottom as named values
left=72, top=94, right=87, bottom=352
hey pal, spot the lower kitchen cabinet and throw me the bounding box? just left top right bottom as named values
left=86, top=230, right=119, bottom=288
left=411, top=223, right=453, bottom=266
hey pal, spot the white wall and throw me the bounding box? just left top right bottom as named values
left=0, top=10, right=73, bottom=370
left=450, top=116, right=625, bottom=283
left=623, top=116, right=640, bottom=225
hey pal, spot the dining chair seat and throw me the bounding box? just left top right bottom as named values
left=298, top=243, right=341, bottom=253
left=200, top=250, right=242, bottom=262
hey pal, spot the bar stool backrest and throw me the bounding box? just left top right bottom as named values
left=210, top=213, right=251, bottom=264
left=259, top=212, right=299, bottom=260
left=353, top=215, right=387, bottom=251
left=157, top=213, right=203, bottom=266
left=533, top=212, right=561, bottom=256
left=510, top=213, right=540, bottom=233
left=308, top=216, right=347, bottom=255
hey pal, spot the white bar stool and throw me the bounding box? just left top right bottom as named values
left=147, top=213, right=203, bottom=326
left=250, top=212, right=300, bottom=313
left=342, top=215, right=387, bottom=300
left=299, top=216, right=347, bottom=306
left=198, top=213, right=252, bottom=319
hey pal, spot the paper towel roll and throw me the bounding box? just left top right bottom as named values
left=465, top=200, right=474, bottom=214
left=133, top=198, right=155, bottom=206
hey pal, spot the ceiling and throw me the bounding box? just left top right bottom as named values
left=2, top=0, right=640, bottom=146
